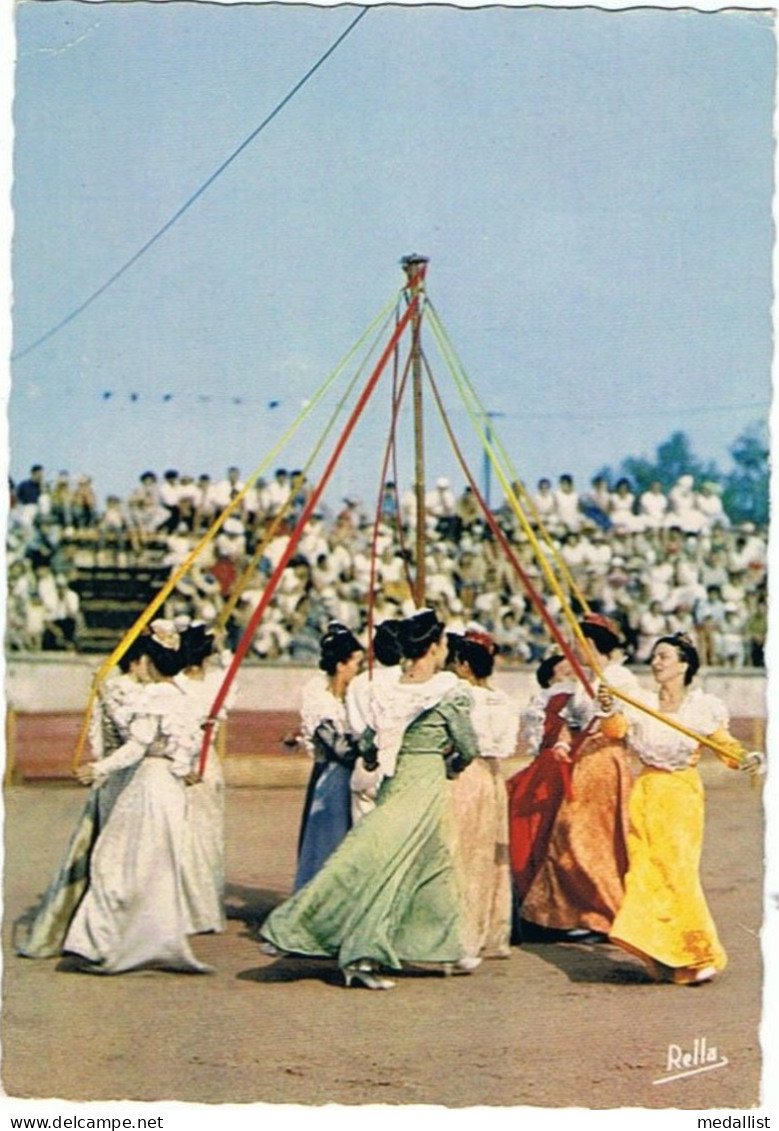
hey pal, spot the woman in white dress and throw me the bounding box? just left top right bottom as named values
left=177, top=623, right=236, bottom=934
left=15, top=638, right=149, bottom=959
left=63, top=626, right=211, bottom=974
left=447, top=628, right=520, bottom=959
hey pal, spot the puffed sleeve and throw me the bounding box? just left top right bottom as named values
left=159, top=704, right=204, bottom=778
left=561, top=683, right=597, bottom=731
left=438, top=687, right=480, bottom=774
left=520, top=693, right=547, bottom=758
left=90, top=714, right=159, bottom=784
left=599, top=712, right=629, bottom=741
left=698, top=727, right=748, bottom=771
left=103, top=679, right=141, bottom=739
left=300, top=675, right=346, bottom=757
left=311, top=718, right=359, bottom=768
left=88, top=697, right=106, bottom=761
left=486, top=690, right=521, bottom=758
left=346, top=673, right=371, bottom=737
left=690, top=694, right=747, bottom=770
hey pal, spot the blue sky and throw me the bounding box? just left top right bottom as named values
left=8, top=2, right=775, bottom=509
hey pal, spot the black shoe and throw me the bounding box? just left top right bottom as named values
left=517, top=919, right=571, bottom=944
left=564, top=929, right=610, bottom=945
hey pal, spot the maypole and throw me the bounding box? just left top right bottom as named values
left=401, top=253, right=429, bottom=607
left=197, top=262, right=428, bottom=776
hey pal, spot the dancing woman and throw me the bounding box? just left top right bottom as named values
left=506, top=653, right=584, bottom=916
left=294, top=623, right=365, bottom=890
left=62, top=627, right=211, bottom=974
left=15, top=637, right=151, bottom=959
left=260, top=609, right=480, bottom=989
left=92, top=636, right=151, bottom=829
left=608, top=633, right=762, bottom=985
left=447, top=628, right=519, bottom=959
left=520, top=613, right=637, bottom=942
left=177, top=623, right=236, bottom=934
left=346, top=618, right=403, bottom=821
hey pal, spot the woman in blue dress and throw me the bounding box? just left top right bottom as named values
left=293, top=622, right=365, bottom=890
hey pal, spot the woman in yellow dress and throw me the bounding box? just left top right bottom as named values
left=607, top=632, right=761, bottom=985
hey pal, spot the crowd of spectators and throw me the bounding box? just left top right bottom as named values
left=6, top=465, right=768, bottom=669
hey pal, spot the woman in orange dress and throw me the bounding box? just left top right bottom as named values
left=519, top=614, right=636, bottom=942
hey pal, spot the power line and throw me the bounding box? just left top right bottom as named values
left=517, top=402, right=771, bottom=423
left=12, top=6, right=370, bottom=363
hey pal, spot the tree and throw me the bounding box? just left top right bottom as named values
left=597, top=430, right=722, bottom=496
left=722, top=423, right=769, bottom=526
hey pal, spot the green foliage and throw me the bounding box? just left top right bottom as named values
left=722, top=423, right=770, bottom=525
left=596, top=430, right=721, bottom=495
left=596, top=423, right=769, bottom=525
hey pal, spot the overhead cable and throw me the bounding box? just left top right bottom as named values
left=13, top=6, right=370, bottom=363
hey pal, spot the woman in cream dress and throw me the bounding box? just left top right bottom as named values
left=177, top=623, right=237, bottom=935
left=15, top=638, right=149, bottom=959
left=447, top=628, right=519, bottom=959
left=63, top=627, right=211, bottom=974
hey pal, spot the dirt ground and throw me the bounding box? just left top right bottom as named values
left=0, top=766, right=770, bottom=1113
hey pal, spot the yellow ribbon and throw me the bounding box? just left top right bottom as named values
left=71, top=290, right=399, bottom=769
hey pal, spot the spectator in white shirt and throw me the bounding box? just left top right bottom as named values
left=208, top=466, right=245, bottom=515
left=610, top=478, right=642, bottom=533
left=425, top=477, right=457, bottom=537
left=265, top=468, right=291, bottom=516
left=553, top=474, right=581, bottom=532
left=531, top=478, right=557, bottom=527
left=128, top=471, right=168, bottom=535
left=638, top=480, right=669, bottom=530
left=666, top=475, right=706, bottom=533
left=697, top=483, right=730, bottom=531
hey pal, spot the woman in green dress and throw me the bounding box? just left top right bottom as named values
left=260, top=609, right=480, bottom=989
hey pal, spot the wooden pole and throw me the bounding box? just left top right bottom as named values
left=401, top=253, right=429, bottom=607
left=4, top=707, right=17, bottom=786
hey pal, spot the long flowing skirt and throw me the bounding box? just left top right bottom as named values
left=15, top=768, right=137, bottom=959
left=520, top=738, right=632, bottom=934
left=262, top=751, right=467, bottom=970
left=450, top=759, right=512, bottom=958
left=97, top=764, right=137, bottom=829
left=15, top=790, right=101, bottom=959
left=63, top=759, right=210, bottom=973
left=609, top=766, right=727, bottom=975
left=181, top=756, right=226, bottom=934
left=506, top=748, right=571, bottom=904
left=294, top=761, right=352, bottom=891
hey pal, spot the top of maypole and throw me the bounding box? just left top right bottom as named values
left=400, top=253, right=429, bottom=288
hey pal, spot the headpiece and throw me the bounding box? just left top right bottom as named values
left=149, top=618, right=180, bottom=651
left=581, top=612, right=620, bottom=637
left=464, top=627, right=496, bottom=655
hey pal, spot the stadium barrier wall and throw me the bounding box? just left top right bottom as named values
left=3, top=656, right=767, bottom=785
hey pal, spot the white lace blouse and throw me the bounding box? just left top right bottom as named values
left=627, top=686, right=729, bottom=772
